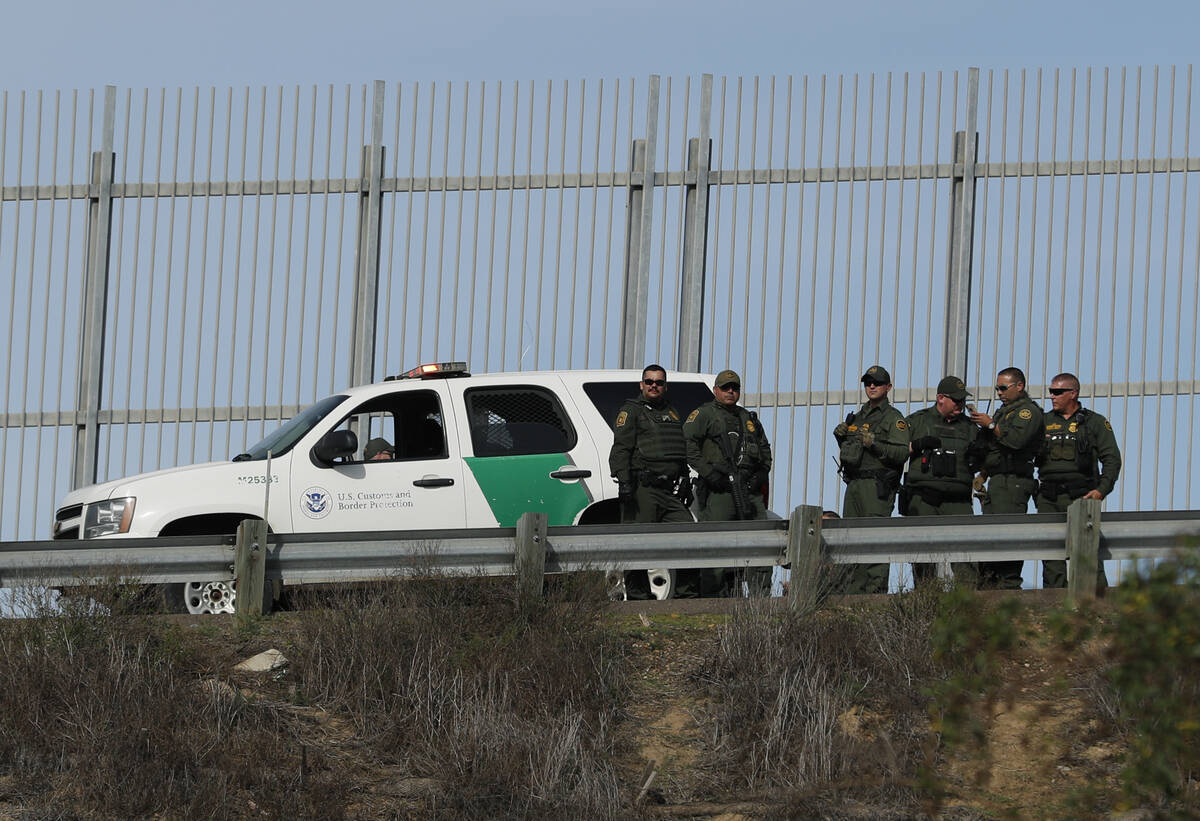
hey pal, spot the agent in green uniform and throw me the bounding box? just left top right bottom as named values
left=684, top=369, right=773, bottom=596
left=833, top=365, right=910, bottom=593
left=609, top=364, right=694, bottom=599
left=968, top=367, right=1044, bottom=589
left=1035, top=372, right=1121, bottom=589
left=900, top=375, right=981, bottom=586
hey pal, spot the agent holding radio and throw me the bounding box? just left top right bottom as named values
left=831, top=365, right=910, bottom=594
left=899, top=375, right=981, bottom=586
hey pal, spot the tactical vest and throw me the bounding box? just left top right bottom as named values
left=905, top=408, right=976, bottom=492
left=1037, top=409, right=1096, bottom=480
left=693, top=402, right=768, bottom=471
left=840, top=401, right=903, bottom=477
left=626, top=399, right=687, bottom=475
left=982, top=395, right=1042, bottom=477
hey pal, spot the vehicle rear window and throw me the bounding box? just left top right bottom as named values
left=583, top=380, right=713, bottom=430
left=465, top=386, right=577, bottom=456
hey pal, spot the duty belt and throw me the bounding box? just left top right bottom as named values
left=906, top=484, right=972, bottom=506
left=637, top=470, right=682, bottom=490
left=991, top=468, right=1035, bottom=479
left=1039, top=476, right=1093, bottom=499
left=845, top=468, right=898, bottom=483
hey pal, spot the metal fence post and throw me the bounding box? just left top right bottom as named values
left=1066, top=497, right=1101, bottom=603
left=73, top=86, right=117, bottom=489
left=349, top=80, right=387, bottom=388
left=619, top=76, right=660, bottom=368
left=677, top=75, right=713, bottom=373
left=943, top=67, right=979, bottom=380
left=786, top=504, right=824, bottom=609
left=234, top=518, right=270, bottom=617
left=514, top=511, right=548, bottom=602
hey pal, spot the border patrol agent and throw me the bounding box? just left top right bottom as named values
left=833, top=365, right=910, bottom=594
left=609, top=364, right=693, bottom=599
left=901, top=376, right=980, bottom=586
left=969, top=366, right=1044, bottom=589
left=684, top=369, right=773, bottom=596
left=1036, top=372, right=1121, bottom=589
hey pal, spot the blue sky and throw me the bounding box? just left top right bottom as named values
left=3, top=0, right=1196, bottom=92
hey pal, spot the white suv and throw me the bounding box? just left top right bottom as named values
left=53, top=364, right=718, bottom=612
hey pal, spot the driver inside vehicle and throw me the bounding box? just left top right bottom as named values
left=364, top=437, right=395, bottom=461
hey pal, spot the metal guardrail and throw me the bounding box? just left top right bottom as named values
left=3, top=505, right=1198, bottom=601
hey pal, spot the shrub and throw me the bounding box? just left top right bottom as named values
left=1051, top=553, right=1200, bottom=815
left=0, top=589, right=346, bottom=819
left=693, top=581, right=947, bottom=807
left=290, top=573, right=631, bottom=819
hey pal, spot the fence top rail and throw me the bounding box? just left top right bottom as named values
left=6, top=155, right=1199, bottom=204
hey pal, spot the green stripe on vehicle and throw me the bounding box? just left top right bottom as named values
left=464, top=454, right=591, bottom=526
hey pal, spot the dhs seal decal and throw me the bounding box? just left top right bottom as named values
left=300, top=486, right=332, bottom=519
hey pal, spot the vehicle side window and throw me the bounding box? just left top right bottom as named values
left=331, top=389, right=447, bottom=462
left=465, top=387, right=576, bottom=456
left=582, top=380, right=713, bottom=430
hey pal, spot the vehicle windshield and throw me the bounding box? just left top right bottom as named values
left=235, top=394, right=348, bottom=460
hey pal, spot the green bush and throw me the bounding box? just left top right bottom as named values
left=1093, top=554, right=1199, bottom=813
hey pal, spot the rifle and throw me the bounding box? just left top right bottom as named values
left=716, top=428, right=751, bottom=521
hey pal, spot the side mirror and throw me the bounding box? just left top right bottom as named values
left=311, top=429, right=357, bottom=467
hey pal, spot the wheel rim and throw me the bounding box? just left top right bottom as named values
left=183, top=581, right=236, bottom=615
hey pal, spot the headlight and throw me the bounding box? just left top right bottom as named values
left=83, top=497, right=137, bottom=538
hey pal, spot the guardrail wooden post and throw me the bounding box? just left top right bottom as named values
left=235, top=519, right=270, bottom=617
left=1066, top=498, right=1102, bottom=604
left=786, top=505, right=824, bottom=610
left=515, top=512, right=548, bottom=603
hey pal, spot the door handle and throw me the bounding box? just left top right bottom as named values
left=413, top=477, right=455, bottom=488
left=549, top=468, right=592, bottom=480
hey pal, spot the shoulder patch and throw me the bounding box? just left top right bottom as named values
left=1104, top=419, right=1113, bottom=431
left=895, top=419, right=907, bottom=430
left=1019, top=409, right=1033, bottom=420
left=615, top=410, right=628, bottom=427
left=745, top=419, right=756, bottom=433
left=686, top=409, right=700, bottom=423
left=848, top=424, right=858, bottom=432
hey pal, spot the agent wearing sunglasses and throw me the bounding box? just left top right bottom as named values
left=609, top=364, right=693, bottom=599
left=968, top=367, right=1044, bottom=590
left=1035, top=373, right=1121, bottom=589
left=832, top=365, right=910, bottom=594
left=899, top=375, right=981, bottom=586
left=684, top=368, right=774, bottom=597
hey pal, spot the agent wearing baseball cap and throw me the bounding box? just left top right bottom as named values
left=364, top=437, right=396, bottom=461
left=683, top=368, right=774, bottom=597
left=831, top=365, right=910, bottom=594
left=900, top=375, right=981, bottom=586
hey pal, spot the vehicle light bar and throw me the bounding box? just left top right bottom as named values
left=390, top=361, right=470, bottom=380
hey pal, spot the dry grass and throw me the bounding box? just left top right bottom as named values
left=0, top=588, right=347, bottom=820
left=0, top=571, right=632, bottom=819
left=289, top=571, right=632, bottom=819
left=690, top=581, right=949, bottom=813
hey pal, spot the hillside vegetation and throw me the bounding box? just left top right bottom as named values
left=0, top=559, right=1196, bottom=820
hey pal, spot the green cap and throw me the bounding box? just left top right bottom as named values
left=936, top=375, right=970, bottom=401
left=861, top=365, right=891, bottom=384
left=715, top=369, right=741, bottom=388
left=364, top=437, right=395, bottom=460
